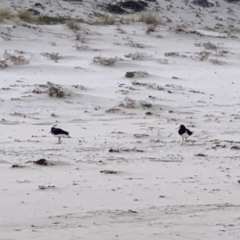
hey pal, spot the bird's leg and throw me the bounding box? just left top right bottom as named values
left=57, top=137, right=61, bottom=144
left=185, top=138, right=188, bottom=144
left=181, top=138, right=184, bottom=145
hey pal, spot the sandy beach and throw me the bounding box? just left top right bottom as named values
left=1, top=0, right=240, bottom=239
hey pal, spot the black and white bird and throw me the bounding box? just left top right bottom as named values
left=178, top=125, right=193, bottom=145
left=50, top=125, right=69, bottom=144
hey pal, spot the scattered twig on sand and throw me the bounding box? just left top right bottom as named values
left=125, top=71, right=149, bottom=78
left=209, top=58, right=226, bottom=65
left=132, top=81, right=164, bottom=91
left=149, top=159, right=182, bottom=163
left=109, top=148, right=144, bottom=153
left=231, top=145, right=240, bottom=150
left=127, top=209, right=138, bottom=214
left=105, top=107, right=121, bottom=113
left=38, top=185, right=55, bottom=190
left=100, top=170, right=118, bottom=174
left=133, top=134, right=149, bottom=138
left=145, top=112, right=152, bottom=115
left=159, top=195, right=166, bottom=198
left=195, top=153, right=207, bottom=157
left=109, top=148, right=120, bottom=153
left=11, top=164, right=26, bottom=168
left=26, top=159, right=52, bottom=166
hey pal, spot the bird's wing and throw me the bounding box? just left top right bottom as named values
left=53, top=128, right=69, bottom=135
left=186, top=129, right=193, bottom=135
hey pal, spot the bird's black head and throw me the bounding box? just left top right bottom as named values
left=179, top=125, right=186, bottom=130
left=50, top=124, right=57, bottom=133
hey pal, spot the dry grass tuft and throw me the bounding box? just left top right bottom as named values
left=75, top=32, right=86, bottom=42
left=119, top=16, right=136, bottom=24
left=47, top=82, right=66, bottom=98
left=0, top=60, right=8, bottom=69
left=75, top=32, right=81, bottom=41
left=0, top=8, right=12, bottom=21
left=203, top=42, right=218, bottom=50
left=146, top=25, right=156, bottom=34
left=197, top=51, right=211, bottom=61
left=66, top=20, right=80, bottom=31
left=119, top=13, right=161, bottom=25
left=140, top=101, right=152, bottom=108
left=138, top=12, right=159, bottom=24
left=126, top=41, right=145, bottom=48
left=125, top=52, right=152, bottom=61
left=93, top=56, right=118, bottom=66
left=209, top=58, right=226, bottom=65
left=42, top=52, right=62, bottom=62
left=0, top=50, right=29, bottom=69
left=4, top=51, right=29, bottom=65
left=119, top=98, right=136, bottom=109
left=17, top=9, right=33, bottom=22
left=101, top=14, right=116, bottom=25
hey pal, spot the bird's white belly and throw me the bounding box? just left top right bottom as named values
left=52, top=134, right=67, bottom=138
left=181, top=132, right=190, bottom=138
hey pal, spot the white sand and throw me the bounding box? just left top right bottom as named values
left=1, top=0, right=240, bottom=239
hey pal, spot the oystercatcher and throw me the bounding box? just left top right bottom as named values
left=178, top=125, right=193, bottom=145
left=50, top=125, right=69, bottom=144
